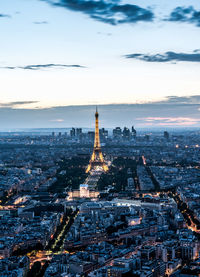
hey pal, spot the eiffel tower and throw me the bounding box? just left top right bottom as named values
left=86, top=107, right=108, bottom=173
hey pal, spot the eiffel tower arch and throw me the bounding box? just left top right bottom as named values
left=86, top=107, right=108, bottom=173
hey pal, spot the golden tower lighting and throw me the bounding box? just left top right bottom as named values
left=86, top=107, right=108, bottom=173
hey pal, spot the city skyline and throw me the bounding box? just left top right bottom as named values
left=1, top=0, right=200, bottom=128
left=1, top=2, right=200, bottom=274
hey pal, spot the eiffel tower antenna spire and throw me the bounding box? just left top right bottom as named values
left=86, top=108, right=108, bottom=173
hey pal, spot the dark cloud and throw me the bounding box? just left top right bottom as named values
left=1, top=64, right=85, bottom=70
left=0, top=14, right=11, bottom=18
left=0, top=95, right=200, bottom=129
left=160, top=95, right=200, bottom=104
left=41, top=0, right=154, bottom=25
left=0, top=101, right=39, bottom=108
left=167, top=6, right=200, bottom=27
left=124, top=50, right=200, bottom=63
left=33, top=21, right=48, bottom=24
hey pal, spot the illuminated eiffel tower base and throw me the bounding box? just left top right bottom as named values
left=86, top=108, right=108, bottom=173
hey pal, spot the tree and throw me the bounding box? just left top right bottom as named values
left=27, top=261, right=41, bottom=277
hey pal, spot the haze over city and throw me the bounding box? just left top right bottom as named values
left=1, top=0, right=200, bottom=128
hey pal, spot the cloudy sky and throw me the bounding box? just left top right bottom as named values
left=0, top=0, right=200, bottom=128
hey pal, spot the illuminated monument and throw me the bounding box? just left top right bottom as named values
left=86, top=107, right=108, bottom=173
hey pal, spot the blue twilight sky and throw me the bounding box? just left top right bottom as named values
left=0, top=0, right=200, bottom=128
